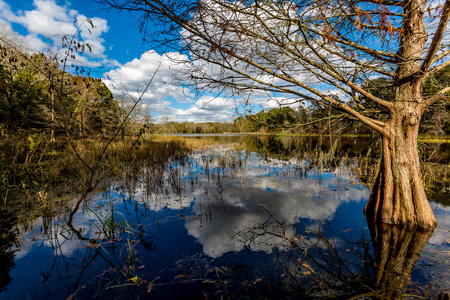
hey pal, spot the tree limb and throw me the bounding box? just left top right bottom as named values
left=425, top=86, right=450, bottom=107
left=421, top=0, right=450, bottom=73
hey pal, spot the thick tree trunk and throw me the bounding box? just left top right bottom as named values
left=364, top=111, right=437, bottom=229
left=364, top=0, right=437, bottom=229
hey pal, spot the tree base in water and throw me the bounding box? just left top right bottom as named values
left=364, top=130, right=437, bottom=230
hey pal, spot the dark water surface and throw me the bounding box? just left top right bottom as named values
left=0, top=135, right=449, bottom=299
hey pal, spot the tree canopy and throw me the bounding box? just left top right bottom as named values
left=98, top=0, right=450, bottom=228
left=0, top=43, right=123, bottom=137
left=98, top=0, right=450, bottom=123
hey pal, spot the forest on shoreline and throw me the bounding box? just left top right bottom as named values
left=2, top=35, right=450, bottom=140
left=2, top=39, right=450, bottom=209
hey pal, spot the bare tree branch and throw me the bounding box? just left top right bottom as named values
left=421, top=0, right=450, bottom=73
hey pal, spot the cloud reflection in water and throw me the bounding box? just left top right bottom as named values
left=125, top=147, right=370, bottom=258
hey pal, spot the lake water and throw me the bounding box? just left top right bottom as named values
left=0, top=135, right=449, bottom=299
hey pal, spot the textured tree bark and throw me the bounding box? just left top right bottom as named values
left=364, top=108, right=437, bottom=229
left=368, top=223, right=433, bottom=299
left=364, top=0, right=437, bottom=229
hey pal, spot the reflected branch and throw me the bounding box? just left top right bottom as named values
left=234, top=206, right=435, bottom=299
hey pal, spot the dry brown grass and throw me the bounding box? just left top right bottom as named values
left=0, top=134, right=212, bottom=217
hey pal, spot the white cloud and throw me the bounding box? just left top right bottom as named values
left=0, top=0, right=16, bottom=23
left=103, top=47, right=304, bottom=123
left=0, top=0, right=111, bottom=63
left=16, top=0, right=76, bottom=37
left=23, top=34, right=49, bottom=52
left=195, top=96, right=235, bottom=112
left=103, top=50, right=193, bottom=100
left=76, top=15, right=109, bottom=58
left=103, top=50, right=238, bottom=123
left=257, top=97, right=301, bottom=110
left=169, top=96, right=236, bottom=122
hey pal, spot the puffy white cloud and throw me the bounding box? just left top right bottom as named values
left=0, top=0, right=17, bottom=23
left=104, top=45, right=308, bottom=122
left=103, top=51, right=193, bottom=100
left=103, top=51, right=238, bottom=122
left=15, top=0, right=76, bottom=36
left=0, top=0, right=111, bottom=64
left=162, top=96, right=235, bottom=122
left=0, top=18, right=47, bottom=53
left=23, top=34, right=49, bottom=52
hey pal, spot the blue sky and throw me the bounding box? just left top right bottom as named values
left=4, top=1, right=445, bottom=124
left=0, top=0, right=266, bottom=123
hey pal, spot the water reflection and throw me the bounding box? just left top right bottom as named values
left=368, top=223, right=433, bottom=299
left=0, top=210, right=16, bottom=292
left=0, top=135, right=449, bottom=299
left=184, top=164, right=369, bottom=258
left=119, top=144, right=369, bottom=259
left=184, top=134, right=450, bottom=164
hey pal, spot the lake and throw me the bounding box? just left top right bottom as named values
left=0, top=135, right=449, bottom=299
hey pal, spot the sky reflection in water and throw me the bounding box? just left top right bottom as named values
left=1, top=136, right=449, bottom=299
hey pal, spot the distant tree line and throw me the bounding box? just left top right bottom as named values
left=2, top=38, right=449, bottom=138
left=148, top=65, right=450, bottom=136
left=233, top=67, right=450, bottom=136
left=139, top=121, right=235, bottom=134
